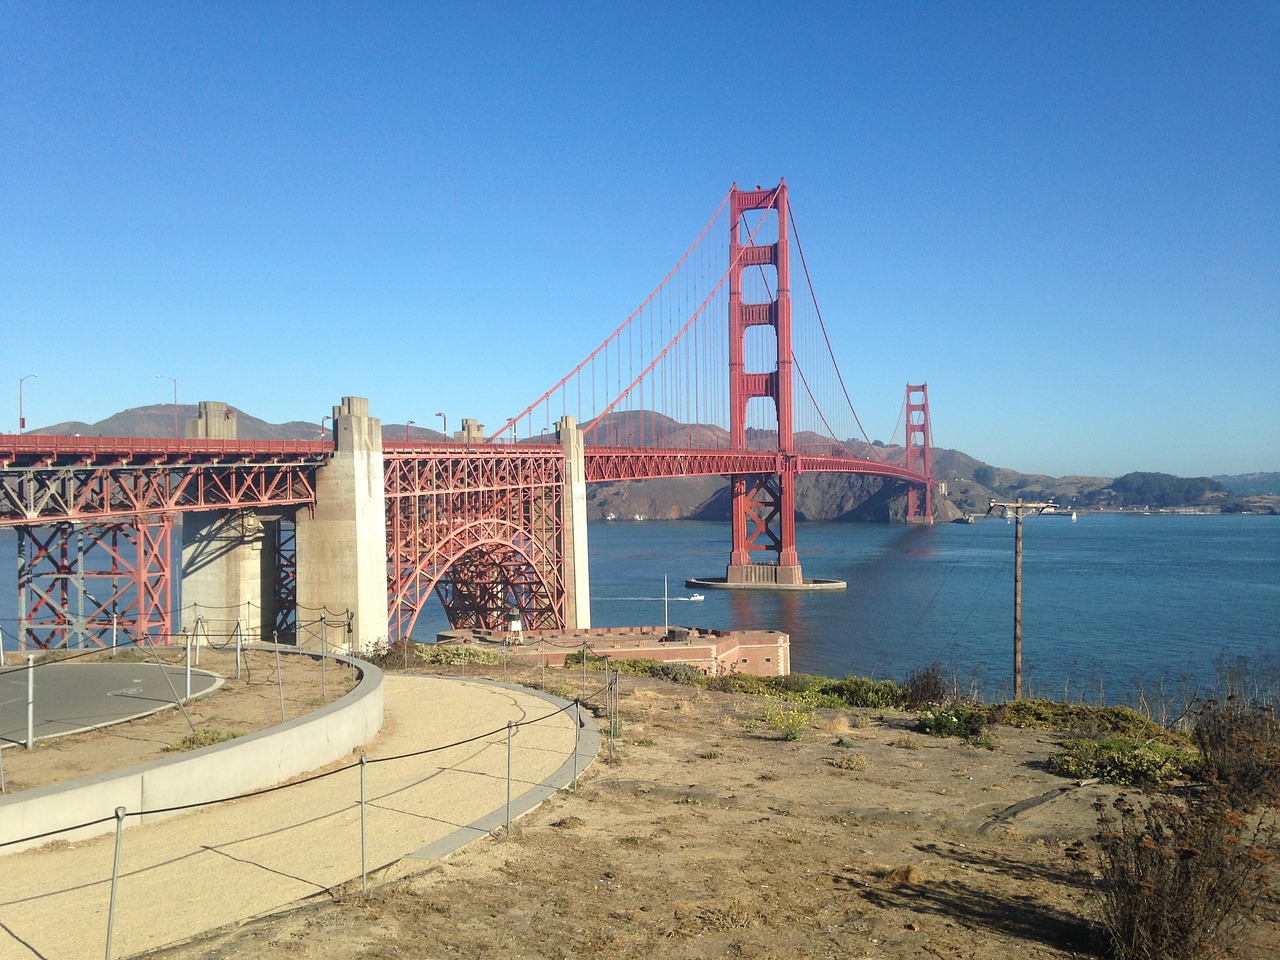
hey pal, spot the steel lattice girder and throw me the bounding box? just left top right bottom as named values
left=272, top=517, right=298, bottom=642
left=17, top=515, right=173, bottom=649
left=583, top=448, right=927, bottom=485
left=732, top=474, right=785, bottom=558
left=384, top=449, right=567, bottom=639
left=0, top=461, right=321, bottom=526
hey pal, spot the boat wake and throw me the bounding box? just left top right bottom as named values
left=597, top=596, right=704, bottom=602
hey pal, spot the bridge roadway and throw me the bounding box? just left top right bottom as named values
left=0, top=672, right=598, bottom=960
left=0, top=434, right=926, bottom=528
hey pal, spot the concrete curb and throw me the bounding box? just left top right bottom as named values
left=0, top=649, right=383, bottom=855
left=405, top=678, right=601, bottom=861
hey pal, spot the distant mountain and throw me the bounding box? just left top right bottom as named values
left=23, top=406, right=1275, bottom=519
left=1215, top=472, right=1280, bottom=497
left=29, top=404, right=447, bottom=442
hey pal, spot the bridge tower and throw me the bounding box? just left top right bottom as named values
left=904, top=383, right=934, bottom=523
left=726, top=181, right=802, bottom=585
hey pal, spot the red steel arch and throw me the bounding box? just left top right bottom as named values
left=383, top=445, right=568, bottom=640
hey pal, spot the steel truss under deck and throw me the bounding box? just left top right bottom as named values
left=384, top=446, right=569, bottom=641
left=0, top=437, right=327, bottom=649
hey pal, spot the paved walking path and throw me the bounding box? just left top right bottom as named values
left=0, top=662, right=221, bottom=748
left=0, top=674, right=598, bottom=960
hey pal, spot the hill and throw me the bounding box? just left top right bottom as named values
left=31, top=404, right=448, bottom=442
left=24, top=406, right=1276, bottom=518
left=1216, top=471, right=1280, bottom=496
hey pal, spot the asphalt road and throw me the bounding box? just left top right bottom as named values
left=0, top=661, right=220, bottom=748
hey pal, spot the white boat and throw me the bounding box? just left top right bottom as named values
left=1041, top=506, right=1078, bottom=521
left=688, top=593, right=705, bottom=601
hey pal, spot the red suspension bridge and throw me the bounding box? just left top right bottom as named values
left=0, top=181, right=933, bottom=651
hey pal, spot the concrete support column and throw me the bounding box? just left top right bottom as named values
left=181, top=511, right=272, bottom=641
left=557, top=416, right=591, bottom=629
left=184, top=400, right=238, bottom=440
left=295, top=397, right=388, bottom=653
left=180, top=401, right=272, bottom=641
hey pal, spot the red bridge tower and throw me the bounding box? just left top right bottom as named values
left=726, top=181, right=802, bottom=585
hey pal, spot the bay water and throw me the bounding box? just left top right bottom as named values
left=580, top=513, right=1279, bottom=704
left=3, top=514, right=1276, bottom=706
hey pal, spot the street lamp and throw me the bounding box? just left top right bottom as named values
left=319, top=415, right=332, bottom=441
left=405, top=419, right=416, bottom=442
left=156, top=375, right=178, bottom=438
left=435, top=412, right=447, bottom=440
left=18, top=374, right=37, bottom=434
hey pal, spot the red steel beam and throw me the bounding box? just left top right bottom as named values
left=0, top=435, right=329, bottom=527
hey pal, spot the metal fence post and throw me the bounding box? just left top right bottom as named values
left=26, top=654, right=34, bottom=750
left=274, top=631, right=285, bottom=723
left=359, top=754, right=368, bottom=895
left=506, top=720, right=514, bottom=830
left=105, top=806, right=126, bottom=960
left=573, top=699, right=581, bottom=791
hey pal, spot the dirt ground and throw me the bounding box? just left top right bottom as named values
left=8, top=658, right=1279, bottom=959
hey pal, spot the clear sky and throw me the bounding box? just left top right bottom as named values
left=3, top=2, right=1276, bottom=478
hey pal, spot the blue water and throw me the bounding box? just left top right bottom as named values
left=3, top=515, right=1277, bottom=703
left=580, top=514, right=1280, bottom=701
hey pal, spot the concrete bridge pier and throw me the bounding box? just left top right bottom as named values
left=295, top=397, right=389, bottom=653
left=557, top=416, right=591, bottom=629
left=180, top=402, right=276, bottom=642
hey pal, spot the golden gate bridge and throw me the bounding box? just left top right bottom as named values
left=0, top=181, right=933, bottom=650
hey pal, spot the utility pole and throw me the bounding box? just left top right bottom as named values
left=986, top=498, right=1055, bottom=700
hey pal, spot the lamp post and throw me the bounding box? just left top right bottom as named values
left=18, top=374, right=37, bottom=434
left=435, top=412, right=447, bottom=441
left=405, top=419, right=415, bottom=442
left=319, top=415, right=331, bottom=441
left=156, top=375, right=178, bottom=438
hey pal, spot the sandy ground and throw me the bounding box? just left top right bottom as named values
left=7, top=658, right=1279, bottom=959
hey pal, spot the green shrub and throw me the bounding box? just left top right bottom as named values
left=704, top=673, right=773, bottom=696
left=1047, top=737, right=1194, bottom=786
left=771, top=672, right=827, bottom=694
left=762, top=703, right=813, bottom=741
left=648, top=661, right=705, bottom=685
left=562, top=649, right=607, bottom=670
left=918, top=702, right=988, bottom=740
left=609, top=657, right=662, bottom=677
left=988, top=699, right=1184, bottom=744
left=165, top=729, right=242, bottom=752
left=418, top=643, right=501, bottom=665
left=818, top=676, right=906, bottom=710
left=1093, top=791, right=1278, bottom=960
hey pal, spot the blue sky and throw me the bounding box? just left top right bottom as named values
left=3, top=2, right=1276, bottom=478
